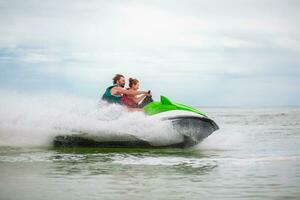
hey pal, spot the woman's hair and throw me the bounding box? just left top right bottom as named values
left=113, top=74, right=124, bottom=84
left=129, top=78, right=139, bottom=87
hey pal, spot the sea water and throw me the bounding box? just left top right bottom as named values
left=0, top=92, right=299, bottom=200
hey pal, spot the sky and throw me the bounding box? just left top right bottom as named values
left=0, top=0, right=299, bottom=106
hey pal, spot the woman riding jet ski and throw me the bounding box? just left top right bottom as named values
left=53, top=75, right=219, bottom=148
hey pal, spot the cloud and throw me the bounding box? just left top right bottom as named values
left=0, top=0, right=299, bottom=106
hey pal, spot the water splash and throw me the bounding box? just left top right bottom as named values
left=0, top=90, right=179, bottom=147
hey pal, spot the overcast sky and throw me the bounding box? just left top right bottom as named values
left=0, top=0, right=299, bottom=106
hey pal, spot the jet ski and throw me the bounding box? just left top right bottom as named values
left=53, top=96, right=219, bottom=148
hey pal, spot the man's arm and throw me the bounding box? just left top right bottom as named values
left=112, top=87, right=148, bottom=96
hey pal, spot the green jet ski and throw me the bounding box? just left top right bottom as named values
left=53, top=96, right=219, bottom=148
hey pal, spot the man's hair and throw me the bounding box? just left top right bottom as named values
left=113, top=74, right=124, bottom=84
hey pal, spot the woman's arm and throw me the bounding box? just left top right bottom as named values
left=132, top=94, right=147, bottom=104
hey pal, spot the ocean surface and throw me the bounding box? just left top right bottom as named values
left=0, top=95, right=299, bottom=200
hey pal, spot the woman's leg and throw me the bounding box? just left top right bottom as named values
left=138, top=96, right=153, bottom=108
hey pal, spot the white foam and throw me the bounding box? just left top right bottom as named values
left=0, top=90, right=181, bottom=147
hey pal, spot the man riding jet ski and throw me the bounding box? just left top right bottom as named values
left=101, top=74, right=153, bottom=108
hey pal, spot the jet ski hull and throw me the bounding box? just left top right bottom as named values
left=53, top=96, right=219, bottom=148
left=53, top=134, right=154, bottom=148
left=53, top=112, right=219, bottom=148
left=166, top=115, right=219, bottom=147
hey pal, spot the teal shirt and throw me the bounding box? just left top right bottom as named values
left=102, top=84, right=122, bottom=104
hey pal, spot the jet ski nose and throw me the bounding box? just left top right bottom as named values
left=165, top=116, right=219, bottom=147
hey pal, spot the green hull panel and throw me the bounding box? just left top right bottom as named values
left=144, top=96, right=207, bottom=117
